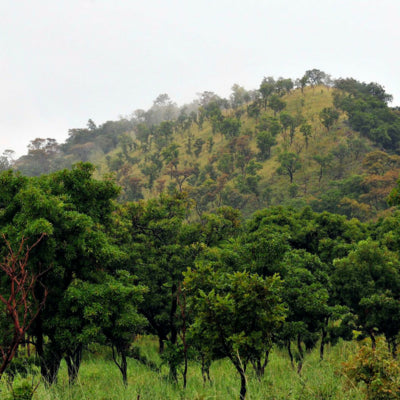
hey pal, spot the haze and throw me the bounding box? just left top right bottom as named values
left=1, top=0, right=399, bottom=157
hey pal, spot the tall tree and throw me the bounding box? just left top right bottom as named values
left=185, top=265, right=286, bottom=400
left=0, top=163, right=124, bottom=384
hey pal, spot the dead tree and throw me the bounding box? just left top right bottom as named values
left=0, top=234, right=48, bottom=379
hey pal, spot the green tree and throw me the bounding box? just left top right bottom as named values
left=298, top=74, right=309, bottom=93
left=280, top=112, right=293, bottom=134
left=300, top=123, right=312, bottom=149
left=185, top=265, right=286, bottom=400
left=313, top=154, right=333, bottom=183
left=305, top=69, right=329, bottom=87
left=118, top=193, right=202, bottom=380
left=268, top=94, right=286, bottom=116
left=277, top=152, right=301, bottom=183
left=333, top=239, right=400, bottom=353
left=65, top=271, right=147, bottom=385
left=0, top=163, right=124, bottom=384
left=275, top=78, right=293, bottom=95
left=319, top=107, right=339, bottom=131
left=259, top=77, right=276, bottom=110
left=219, top=117, right=241, bottom=139
left=256, top=131, right=276, bottom=160
left=230, top=84, right=250, bottom=109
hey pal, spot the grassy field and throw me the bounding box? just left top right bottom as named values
left=0, top=338, right=366, bottom=400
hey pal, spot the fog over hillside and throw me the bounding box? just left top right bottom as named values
left=1, top=0, right=399, bottom=156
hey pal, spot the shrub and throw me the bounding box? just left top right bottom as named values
left=342, top=338, right=400, bottom=400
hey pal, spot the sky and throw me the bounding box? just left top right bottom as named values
left=1, top=0, right=400, bottom=158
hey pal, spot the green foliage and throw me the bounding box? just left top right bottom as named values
left=333, top=239, right=400, bottom=348
left=185, top=265, right=286, bottom=399
left=334, top=78, right=400, bottom=150
left=256, top=131, right=276, bottom=160
left=6, top=380, right=35, bottom=400
left=268, top=94, right=286, bottom=116
left=219, top=117, right=241, bottom=139
left=0, top=163, right=128, bottom=384
left=319, top=107, right=339, bottom=130
left=276, top=152, right=301, bottom=183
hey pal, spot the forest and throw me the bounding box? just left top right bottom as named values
left=2, top=70, right=400, bottom=399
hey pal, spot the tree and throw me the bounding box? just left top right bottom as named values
left=277, top=152, right=301, bottom=183
left=119, top=193, right=202, bottom=380
left=185, top=265, right=286, bottom=400
left=219, top=117, right=241, bottom=139
left=319, top=107, right=339, bottom=131
left=0, top=235, right=48, bottom=380
left=362, top=151, right=400, bottom=175
left=280, top=112, right=294, bottom=134
left=298, top=74, right=309, bottom=94
left=230, top=84, right=250, bottom=109
left=17, top=138, right=60, bottom=176
left=256, top=131, right=276, bottom=160
left=0, top=150, right=15, bottom=171
left=259, top=77, right=276, bottom=109
left=300, top=123, right=312, bottom=149
left=275, top=78, right=293, bottom=95
left=0, top=163, right=124, bottom=384
left=313, top=154, right=333, bottom=183
left=268, top=94, right=286, bottom=116
left=331, top=142, right=349, bottom=178
left=65, top=271, right=147, bottom=385
left=333, top=239, right=400, bottom=352
left=247, top=102, right=261, bottom=121
left=278, top=250, right=337, bottom=371
left=304, top=69, right=329, bottom=87
left=193, top=138, right=205, bottom=157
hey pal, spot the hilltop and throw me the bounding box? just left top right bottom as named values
left=9, top=70, right=400, bottom=220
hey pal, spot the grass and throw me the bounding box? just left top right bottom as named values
left=0, top=338, right=366, bottom=400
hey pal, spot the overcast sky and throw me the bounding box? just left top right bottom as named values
left=1, top=0, right=399, bottom=157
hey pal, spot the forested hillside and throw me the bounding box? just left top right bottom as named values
left=8, top=69, right=400, bottom=220
left=2, top=69, right=400, bottom=399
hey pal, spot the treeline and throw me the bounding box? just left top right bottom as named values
left=2, top=164, right=400, bottom=399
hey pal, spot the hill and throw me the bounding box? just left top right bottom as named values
left=10, top=70, right=400, bottom=220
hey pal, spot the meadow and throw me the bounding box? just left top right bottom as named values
left=0, top=337, right=365, bottom=400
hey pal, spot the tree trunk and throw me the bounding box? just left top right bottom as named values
left=369, top=331, right=376, bottom=350
left=65, top=344, right=83, bottom=384
left=239, top=368, right=247, bottom=400
left=287, top=341, right=294, bottom=369
left=112, top=345, right=128, bottom=386
left=168, top=284, right=178, bottom=383
left=320, top=326, right=327, bottom=361
left=40, top=351, right=62, bottom=385
left=297, top=334, right=304, bottom=374
left=251, top=349, right=269, bottom=380
left=201, top=354, right=211, bottom=384
left=158, top=337, right=165, bottom=354
left=35, top=330, right=62, bottom=386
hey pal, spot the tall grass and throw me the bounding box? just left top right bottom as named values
left=0, top=339, right=365, bottom=400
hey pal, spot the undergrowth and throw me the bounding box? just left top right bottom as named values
left=0, top=338, right=367, bottom=400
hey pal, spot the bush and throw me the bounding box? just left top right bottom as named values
left=6, top=380, right=35, bottom=400
left=342, top=337, right=400, bottom=400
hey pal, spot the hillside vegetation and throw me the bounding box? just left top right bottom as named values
left=9, top=70, right=400, bottom=220
left=3, top=71, right=400, bottom=398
